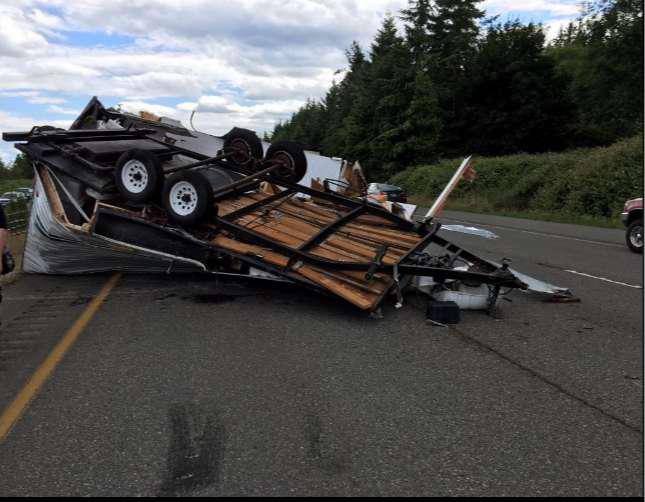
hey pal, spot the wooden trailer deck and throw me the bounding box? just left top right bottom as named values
left=212, top=192, right=425, bottom=310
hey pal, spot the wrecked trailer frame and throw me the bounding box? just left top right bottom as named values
left=3, top=100, right=529, bottom=313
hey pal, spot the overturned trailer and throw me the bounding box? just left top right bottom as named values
left=4, top=97, right=538, bottom=313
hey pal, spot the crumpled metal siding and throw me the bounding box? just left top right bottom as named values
left=23, top=170, right=206, bottom=275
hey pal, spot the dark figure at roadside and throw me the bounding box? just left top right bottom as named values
left=0, top=205, right=8, bottom=304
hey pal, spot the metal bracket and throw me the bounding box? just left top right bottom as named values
left=393, top=263, right=403, bottom=309
left=365, top=245, right=388, bottom=282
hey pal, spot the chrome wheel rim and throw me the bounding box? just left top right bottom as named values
left=630, top=224, right=643, bottom=248
left=121, top=159, right=149, bottom=194
left=169, top=181, right=198, bottom=216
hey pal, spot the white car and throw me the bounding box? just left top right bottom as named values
left=15, top=187, right=33, bottom=199
left=1, top=191, right=26, bottom=201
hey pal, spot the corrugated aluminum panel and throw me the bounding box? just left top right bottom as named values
left=23, top=170, right=206, bottom=275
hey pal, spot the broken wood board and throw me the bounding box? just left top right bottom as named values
left=212, top=192, right=425, bottom=310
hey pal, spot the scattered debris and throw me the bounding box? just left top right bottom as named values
left=426, top=300, right=461, bottom=325
left=440, top=224, right=499, bottom=240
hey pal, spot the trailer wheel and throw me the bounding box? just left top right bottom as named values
left=265, top=141, right=307, bottom=184
left=223, top=128, right=264, bottom=168
left=163, top=170, right=212, bottom=226
left=115, top=149, right=163, bottom=203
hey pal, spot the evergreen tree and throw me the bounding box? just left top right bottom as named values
left=464, top=21, right=574, bottom=154
left=12, top=153, right=33, bottom=179
left=269, top=100, right=327, bottom=150
left=399, top=1, right=443, bottom=168
left=428, top=0, right=484, bottom=70
left=355, top=16, right=413, bottom=179
left=322, top=42, right=368, bottom=156
left=399, top=69, right=442, bottom=165
left=550, top=0, right=643, bottom=144
left=427, top=0, right=484, bottom=153
left=401, top=0, right=433, bottom=68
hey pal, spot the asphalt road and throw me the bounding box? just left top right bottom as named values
left=0, top=210, right=642, bottom=496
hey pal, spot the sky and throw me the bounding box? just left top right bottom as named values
left=0, top=0, right=583, bottom=165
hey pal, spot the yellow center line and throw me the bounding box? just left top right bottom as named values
left=0, top=273, right=121, bottom=443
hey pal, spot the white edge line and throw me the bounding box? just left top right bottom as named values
left=564, top=270, right=643, bottom=289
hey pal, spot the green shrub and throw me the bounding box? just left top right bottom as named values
left=391, top=135, right=643, bottom=219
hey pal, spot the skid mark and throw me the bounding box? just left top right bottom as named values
left=304, top=413, right=350, bottom=475
left=159, top=403, right=225, bottom=496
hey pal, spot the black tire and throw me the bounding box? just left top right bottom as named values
left=162, top=170, right=212, bottom=226
left=115, top=149, right=163, bottom=203
left=626, top=219, right=643, bottom=253
left=264, top=140, right=307, bottom=184
left=223, top=128, right=263, bottom=169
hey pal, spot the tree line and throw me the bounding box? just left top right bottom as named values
left=0, top=154, right=33, bottom=180
left=267, top=0, right=643, bottom=181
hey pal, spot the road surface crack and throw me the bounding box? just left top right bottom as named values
left=450, top=326, right=643, bottom=435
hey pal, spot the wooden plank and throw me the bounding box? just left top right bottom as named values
left=211, top=235, right=290, bottom=267
left=224, top=219, right=393, bottom=286
left=211, top=234, right=384, bottom=310
left=40, top=167, right=70, bottom=225
left=232, top=217, right=397, bottom=277
left=260, top=203, right=416, bottom=252
left=273, top=200, right=421, bottom=247
left=296, top=267, right=377, bottom=310
left=234, top=211, right=404, bottom=264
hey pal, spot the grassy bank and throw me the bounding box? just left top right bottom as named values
left=392, top=136, right=643, bottom=227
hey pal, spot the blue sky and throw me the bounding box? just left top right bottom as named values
left=0, top=0, right=583, bottom=164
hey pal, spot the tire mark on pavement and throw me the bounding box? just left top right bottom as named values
left=159, top=403, right=225, bottom=496
left=304, top=413, right=350, bottom=476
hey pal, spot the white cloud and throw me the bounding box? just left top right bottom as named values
left=116, top=96, right=306, bottom=136
left=29, top=96, right=67, bottom=105
left=117, top=100, right=178, bottom=117
left=0, top=90, right=40, bottom=98
left=0, top=0, right=581, bottom=137
left=27, top=7, right=66, bottom=33
left=0, top=109, right=71, bottom=163
left=543, top=18, right=574, bottom=40
left=47, top=104, right=79, bottom=115
left=0, top=5, right=49, bottom=56
left=191, top=96, right=236, bottom=114
left=483, top=0, right=580, bottom=17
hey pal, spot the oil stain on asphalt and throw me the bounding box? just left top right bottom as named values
left=182, top=294, right=236, bottom=304
left=159, top=403, right=225, bottom=496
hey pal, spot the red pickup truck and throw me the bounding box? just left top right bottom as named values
left=621, top=197, right=643, bottom=253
